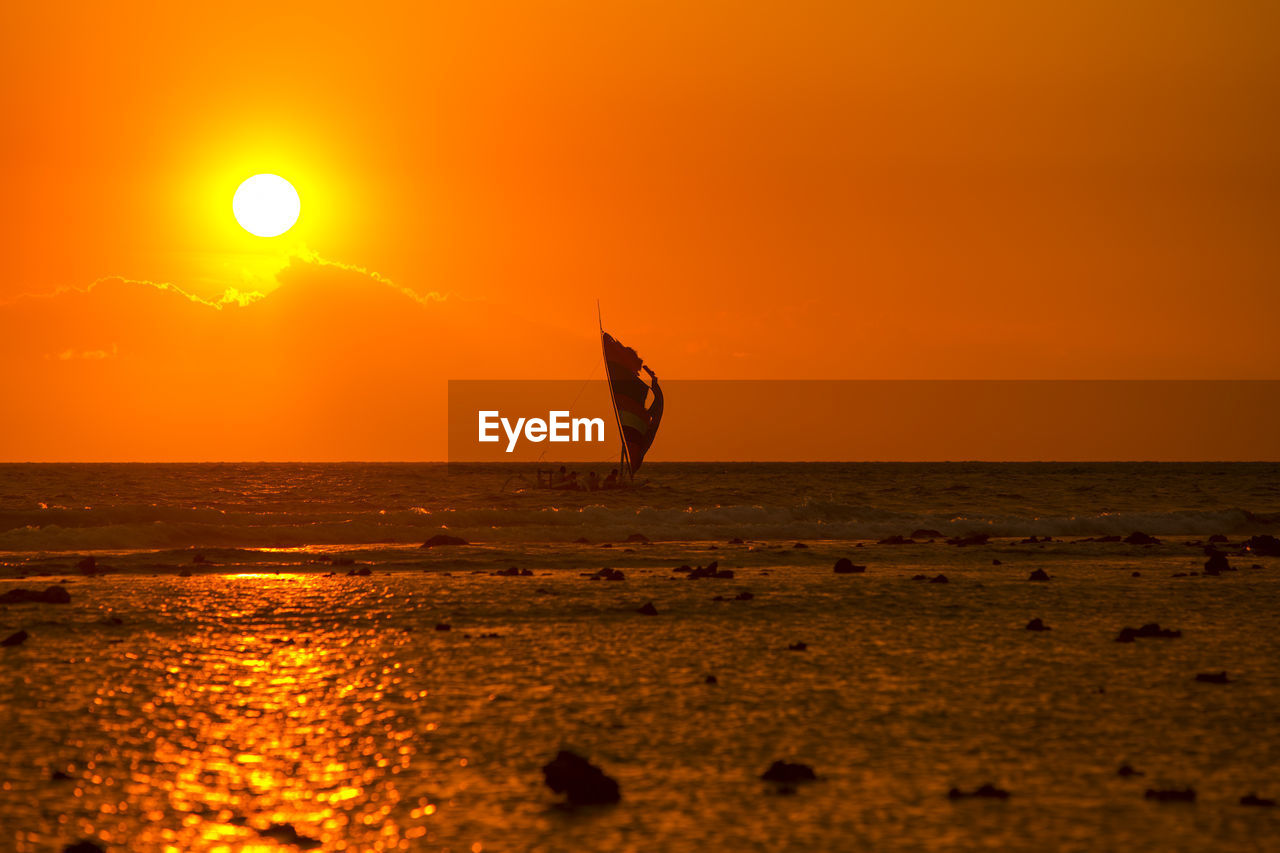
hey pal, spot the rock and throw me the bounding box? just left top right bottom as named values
left=62, top=842, right=106, bottom=853
left=948, top=783, right=1010, bottom=800
left=946, top=534, right=988, bottom=547
left=1145, top=788, right=1195, bottom=803
left=728, top=537, right=745, bottom=544
left=1115, top=623, right=1181, bottom=642
left=992, top=559, right=1002, bottom=565
left=347, top=566, right=371, bottom=577
left=1207, top=534, right=1228, bottom=544
left=637, top=601, right=659, bottom=615
left=1244, top=535, right=1280, bottom=557
left=1240, top=793, right=1276, bottom=807
left=734, top=591, right=755, bottom=601
left=1117, top=764, right=1143, bottom=777
left=761, top=761, right=817, bottom=784
left=833, top=558, right=866, bottom=574
left=911, top=529, right=943, bottom=540
left=0, top=586, right=71, bottom=604
left=589, top=568, right=626, bottom=581
left=75, top=556, right=98, bottom=574
left=687, top=561, right=733, bottom=579
left=929, top=574, right=949, bottom=584
left=910, top=574, right=929, bottom=581
left=1124, top=532, right=1160, bottom=546
left=434, top=622, right=451, bottom=631
left=258, top=823, right=321, bottom=849
left=2, top=629, right=29, bottom=646
left=877, top=535, right=914, bottom=545
left=495, top=566, right=534, bottom=577
left=1027, top=569, right=1051, bottom=581
left=542, top=750, right=621, bottom=805
left=626, top=533, right=650, bottom=543
left=704, top=675, right=718, bottom=684
left=787, top=641, right=807, bottom=651
left=1025, top=618, right=1050, bottom=632
left=1132, top=572, right=1142, bottom=577
left=421, top=534, right=468, bottom=548
left=573, top=537, right=591, bottom=544
left=1203, top=552, right=1232, bottom=575
left=792, top=542, right=808, bottom=549
left=1195, top=671, right=1231, bottom=684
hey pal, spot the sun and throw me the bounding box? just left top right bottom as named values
left=232, top=174, right=301, bottom=237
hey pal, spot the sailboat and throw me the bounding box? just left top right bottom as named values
left=600, top=324, right=663, bottom=483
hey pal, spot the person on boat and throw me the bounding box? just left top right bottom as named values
left=641, top=365, right=663, bottom=440
left=603, top=468, right=619, bottom=489
left=587, top=471, right=600, bottom=491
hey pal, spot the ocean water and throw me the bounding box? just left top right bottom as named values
left=1, top=463, right=1279, bottom=851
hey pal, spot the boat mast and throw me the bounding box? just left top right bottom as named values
left=598, top=301, right=634, bottom=479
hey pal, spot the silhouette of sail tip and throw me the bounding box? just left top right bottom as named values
left=600, top=330, right=662, bottom=477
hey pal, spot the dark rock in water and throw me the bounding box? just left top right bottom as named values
left=728, top=537, right=745, bottom=544
left=911, top=574, right=929, bottom=581
left=792, top=542, right=808, bottom=549
left=704, top=675, right=718, bottom=684
left=348, top=566, right=372, bottom=577
left=734, top=591, right=755, bottom=601
left=1025, top=618, right=1050, bottom=632
left=1117, top=764, right=1144, bottom=777
left=761, top=760, right=817, bottom=784
left=1203, top=552, right=1232, bottom=575
left=1132, top=572, right=1142, bottom=577
left=877, top=535, right=914, bottom=545
left=1240, top=793, right=1276, bottom=807
left=421, top=534, right=468, bottom=548
left=495, top=566, right=534, bottom=577
left=1115, top=623, right=1181, bottom=642
left=787, top=641, right=808, bottom=651
left=833, top=558, right=866, bottom=574
left=0, top=586, right=71, bottom=604
left=929, top=574, right=949, bottom=584
left=673, top=565, right=693, bottom=574
left=992, top=559, right=1002, bottom=565
left=589, top=568, right=626, bottom=581
left=1244, top=534, right=1280, bottom=557
left=542, top=750, right=621, bottom=805
left=1145, top=788, right=1195, bottom=803
left=1124, top=531, right=1161, bottom=545
left=434, top=622, right=451, bottom=631
left=626, top=533, right=650, bottom=543
left=1195, top=671, right=1231, bottom=684
left=2, top=629, right=29, bottom=646
left=50, top=768, right=73, bottom=781
left=258, top=823, right=321, bottom=849
left=946, top=533, right=989, bottom=547
left=1207, top=534, right=1228, bottom=544
left=573, top=537, right=591, bottom=544
left=62, top=842, right=106, bottom=853
left=687, top=561, right=733, bottom=579
left=1020, top=535, right=1054, bottom=544
left=948, top=783, right=1010, bottom=800
left=911, top=529, right=943, bottom=540
left=1027, top=569, right=1051, bottom=581
left=76, top=556, right=98, bottom=574
left=637, top=601, right=659, bottom=615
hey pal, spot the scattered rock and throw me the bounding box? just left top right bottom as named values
left=948, top=783, right=1010, bottom=800
left=626, top=533, right=650, bottom=544
left=1124, top=532, right=1161, bottom=546
left=1020, top=535, right=1054, bottom=544
left=542, top=750, right=621, bottom=805
left=1203, top=553, right=1232, bottom=575
left=1194, top=671, right=1231, bottom=684
left=833, top=558, right=866, bottom=574
left=1027, top=569, right=1051, bottom=581
left=761, top=761, right=817, bottom=784
left=929, top=574, right=949, bottom=584
left=704, top=675, right=718, bottom=684
left=258, top=823, right=322, bottom=849
left=787, top=641, right=807, bottom=651
left=792, top=542, right=808, bottom=549
left=946, top=534, right=989, bottom=547
left=1117, top=764, right=1144, bottom=777
left=1024, top=618, right=1050, bottom=632
left=1132, top=572, right=1142, bottom=577
left=421, top=534, right=468, bottom=548
left=992, top=559, right=1002, bottom=565
left=434, top=622, right=451, bottom=631
left=734, top=591, right=754, bottom=601
left=588, top=568, right=626, bottom=581
left=911, top=529, right=943, bottom=540
left=637, top=601, right=659, bottom=616
left=1145, top=788, right=1195, bottom=803
left=2, top=629, right=29, bottom=646
left=75, top=556, right=99, bottom=575
left=1115, top=623, right=1181, bottom=642
left=0, top=586, right=71, bottom=604
left=728, top=537, right=745, bottom=544
left=1240, top=793, right=1276, bottom=807
left=910, top=574, right=929, bottom=581
left=347, top=566, right=372, bottom=577
left=877, top=535, right=914, bottom=545
left=686, top=561, right=734, bottom=579
left=495, top=566, right=534, bottom=577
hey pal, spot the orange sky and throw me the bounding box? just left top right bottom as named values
left=2, top=1, right=1278, bottom=461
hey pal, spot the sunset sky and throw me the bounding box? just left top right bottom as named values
left=2, top=1, right=1278, bottom=461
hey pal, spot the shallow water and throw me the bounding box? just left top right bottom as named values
left=3, top=550, right=1279, bottom=852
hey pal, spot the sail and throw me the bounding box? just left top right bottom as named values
left=601, top=331, right=663, bottom=476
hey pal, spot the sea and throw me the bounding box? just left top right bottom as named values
left=1, top=462, right=1278, bottom=851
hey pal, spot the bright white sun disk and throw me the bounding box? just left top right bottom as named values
left=232, top=174, right=300, bottom=237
